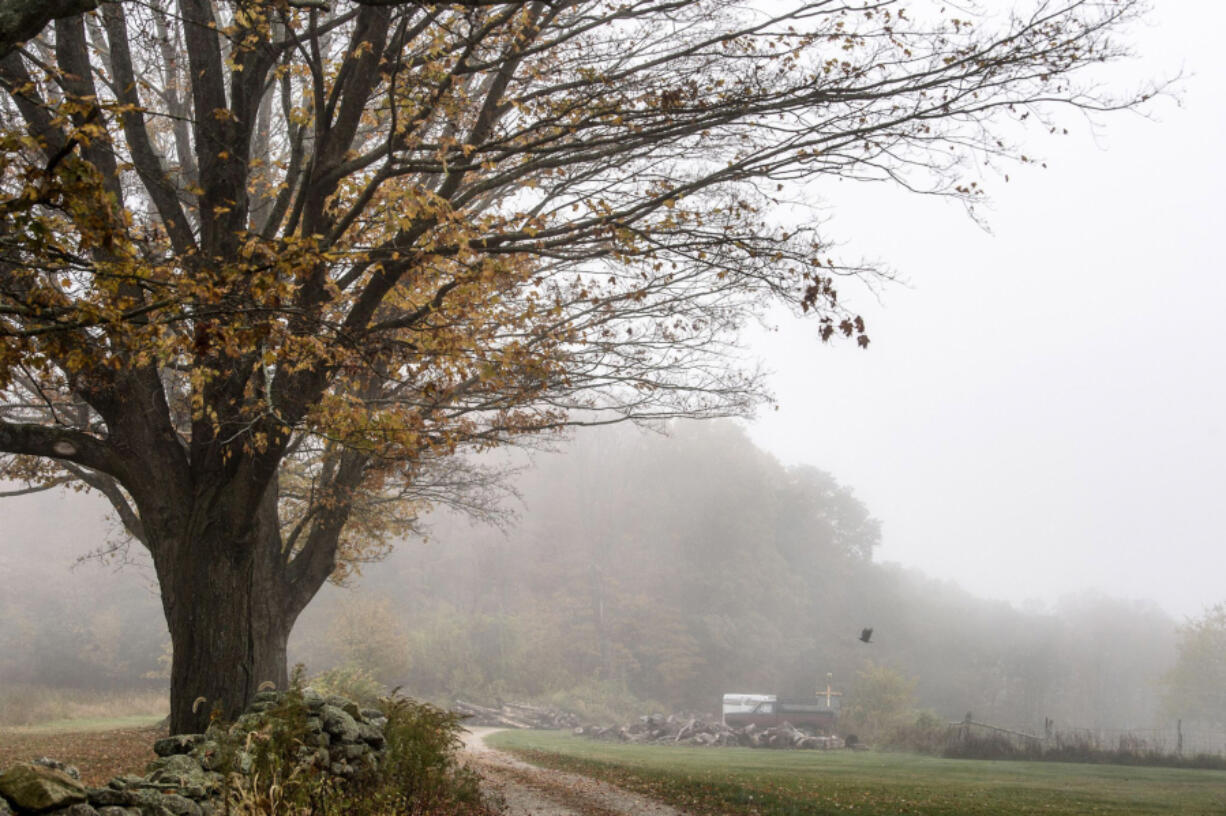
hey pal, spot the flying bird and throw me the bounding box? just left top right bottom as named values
left=859, top=627, right=873, bottom=643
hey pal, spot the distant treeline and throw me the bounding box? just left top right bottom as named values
left=291, top=422, right=1178, bottom=733
left=0, top=421, right=1186, bottom=733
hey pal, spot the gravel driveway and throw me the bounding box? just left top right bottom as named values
left=461, top=727, right=686, bottom=816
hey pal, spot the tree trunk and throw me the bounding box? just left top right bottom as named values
left=165, top=562, right=292, bottom=733
left=159, top=494, right=299, bottom=734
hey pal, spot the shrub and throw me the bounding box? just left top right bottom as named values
left=309, top=664, right=387, bottom=705
left=367, top=696, right=487, bottom=814
left=942, top=729, right=1035, bottom=761
left=883, top=711, right=955, bottom=754
left=841, top=662, right=919, bottom=743
left=540, top=678, right=664, bottom=725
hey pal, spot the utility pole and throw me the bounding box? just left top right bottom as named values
left=818, top=672, right=843, bottom=708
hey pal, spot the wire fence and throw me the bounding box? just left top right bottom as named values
left=950, top=719, right=1226, bottom=759
left=1045, top=724, right=1226, bottom=757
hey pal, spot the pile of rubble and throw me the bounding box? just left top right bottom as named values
left=574, top=714, right=844, bottom=750
left=452, top=700, right=581, bottom=730
left=0, top=688, right=388, bottom=816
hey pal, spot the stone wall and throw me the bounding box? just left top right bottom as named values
left=0, top=689, right=387, bottom=816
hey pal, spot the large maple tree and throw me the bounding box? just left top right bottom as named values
left=0, top=0, right=1155, bottom=733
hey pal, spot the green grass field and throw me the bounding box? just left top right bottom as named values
left=487, top=730, right=1226, bottom=816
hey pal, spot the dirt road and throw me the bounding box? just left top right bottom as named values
left=461, top=728, right=685, bottom=816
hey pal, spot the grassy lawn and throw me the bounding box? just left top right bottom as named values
left=2, top=714, right=165, bottom=734
left=488, top=730, right=1226, bottom=816
left=0, top=685, right=167, bottom=729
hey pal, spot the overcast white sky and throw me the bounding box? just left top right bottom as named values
left=745, top=2, right=1225, bottom=620
left=4, top=2, right=1218, bottom=627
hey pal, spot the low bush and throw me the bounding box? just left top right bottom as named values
left=882, top=712, right=955, bottom=755
left=368, top=696, right=487, bottom=814
left=308, top=664, right=388, bottom=705
left=941, top=729, right=1035, bottom=761
left=538, top=679, right=665, bottom=726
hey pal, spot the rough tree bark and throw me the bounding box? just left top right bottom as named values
left=161, top=528, right=295, bottom=730
left=157, top=496, right=297, bottom=728
left=142, top=462, right=352, bottom=731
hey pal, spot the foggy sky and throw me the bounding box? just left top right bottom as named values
left=4, top=3, right=1222, bottom=624
left=746, top=3, right=1226, bottom=620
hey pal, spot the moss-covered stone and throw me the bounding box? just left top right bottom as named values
left=356, top=721, right=385, bottom=749
left=152, top=736, right=203, bottom=759
left=320, top=705, right=359, bottom=743
left=86, top=788, right=135, bottom=808
left=151, top=794, right=200, bottom=816
left=31, top=760, right=78, bottom=782
left=43, top=804, right=97, bottom=816
left=338, top=743, right=369, bottom=762
left=144, top=754, right=204, bottom=786
left=0, top=764, right=87, bottom=812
